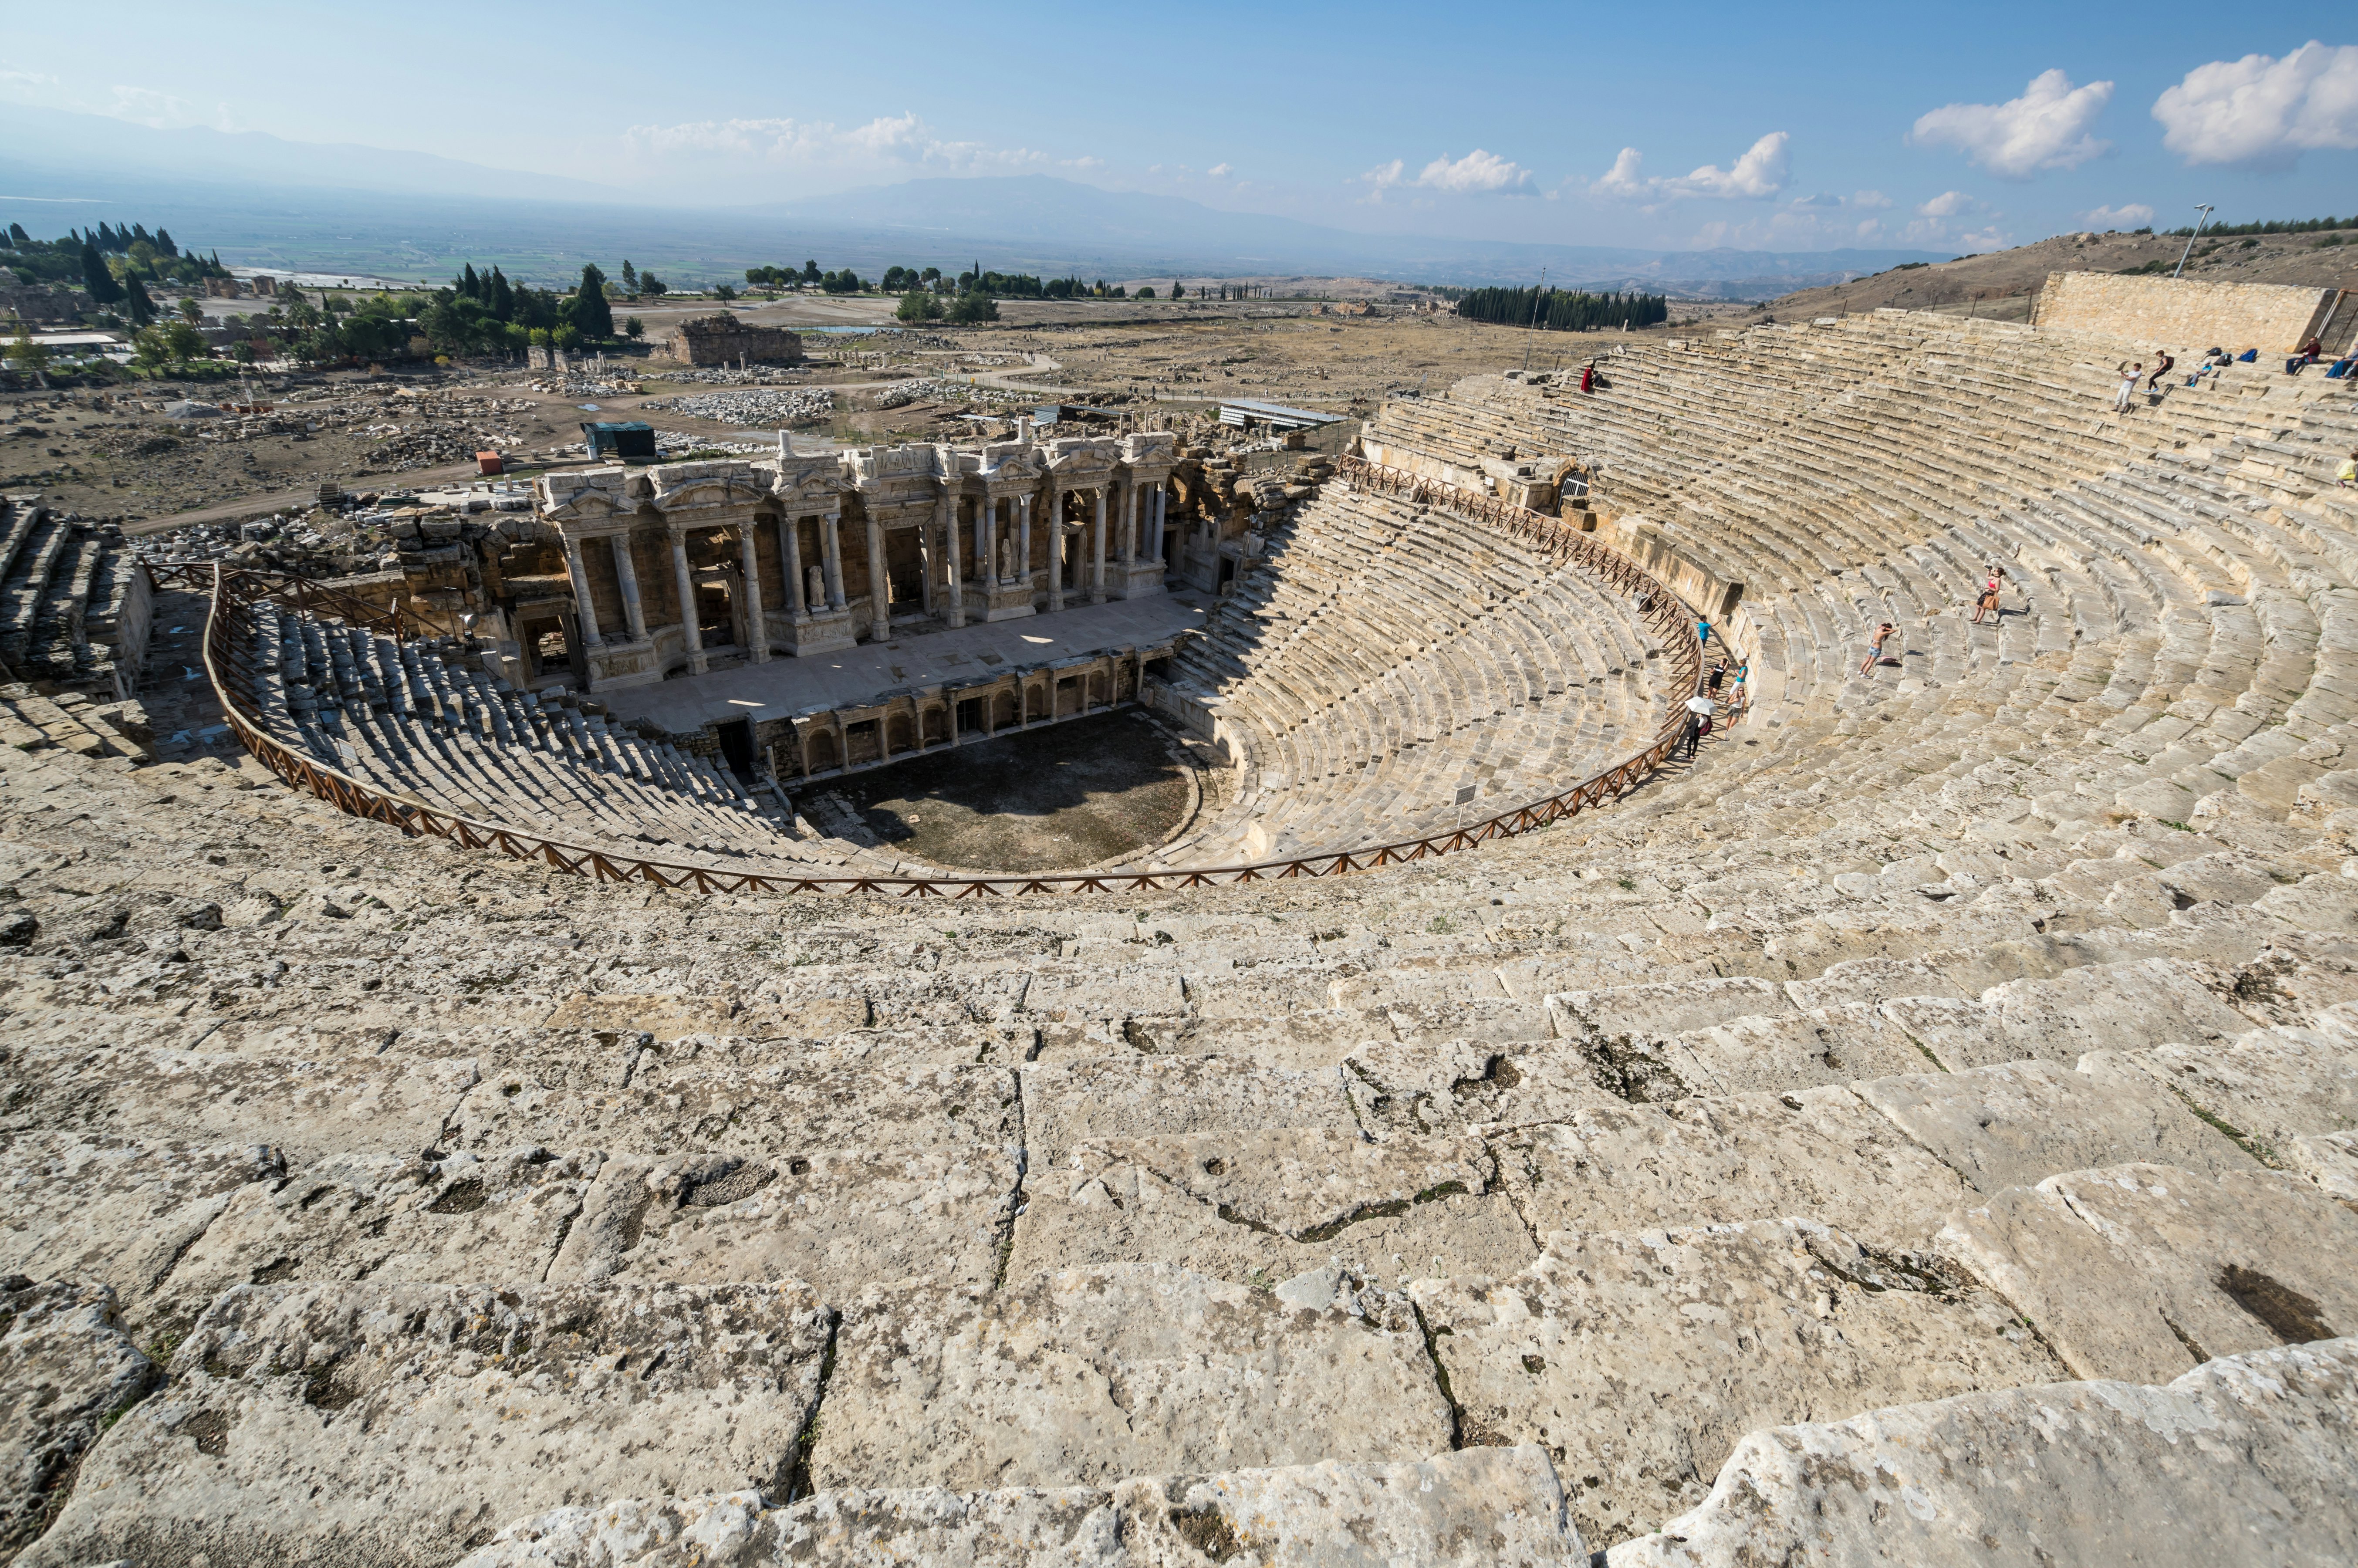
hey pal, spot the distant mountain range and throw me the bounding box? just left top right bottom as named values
left=0, top=109, right=1943, bottom=295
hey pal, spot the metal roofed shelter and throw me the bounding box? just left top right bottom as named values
left=581, top=422, right=659, bottom=463
left=1216, top=398, right=1345, bottom=432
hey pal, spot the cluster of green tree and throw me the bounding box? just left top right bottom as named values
left=744, top=262, right=821, bottom=289
left=880, top=265, right=941, bottom=292
left=410, top=262, right=620, bottom=358
left=2, top=220, right=233, bottom=301
left=618, top=260, right=669, bottom=296
left=2166, top=214, right=2352, bottom=238
left=1453, top=287, right=1669, bottom=331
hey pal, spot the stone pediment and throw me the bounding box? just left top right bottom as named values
left=649, top=473, right=770, bottom=512
left=1044, top=447, right=1116, bottom=483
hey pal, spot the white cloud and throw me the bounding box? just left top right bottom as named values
left=1206, top=162, right=1231, bottom=178
left=1911, top=69, right=2113, bottom=179
left=1790, top=188, right=1890, bottom=212
left=1917, top=189, right=1979, bottom=218
left=1849, top=189, right=1892, bottom=210
left=1589, top=132, right=1790, bottom=203
left=1360, top=149, right=1531, bottom=201
left=622, top=112, right=1047, bottom=173
left=2152, top=41, right=2358, bottom=169
left=2078, top=202, right=2155, bottom=229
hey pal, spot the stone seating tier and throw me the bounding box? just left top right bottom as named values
left=6, top=308, right=2358, bottom=1563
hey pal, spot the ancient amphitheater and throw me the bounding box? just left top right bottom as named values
left=4, top=288, right=2358, bottom=1566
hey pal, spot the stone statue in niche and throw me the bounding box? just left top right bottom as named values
left=807, top=564, right=826, bottom=609
left=1001, top=537, right=1017, bottom=582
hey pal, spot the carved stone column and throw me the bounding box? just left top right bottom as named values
left=1047, top=489, right=1065, bottom=613
left=564, top=537, right=602, bottom=647
left=779, top=516, right=805, bottom=616
left=865, top=514, right=890, bottom=641
left=1122, top=477, right=1139, bottom=565
left=1017, top=493, right=1032, bottom=598
left=1090, top=488, right=1108, bottom=605
left=821, top=512, right=846, bottom=610
left=609, top=534, right=645, bottom=642
left=942, top=491, right=965, bottom=629
left=1150, top=482, right=1167, bottom=568
left=670, top=531, right=704, bottom=673
left=982, top=495, right=1000, bottom=585
left=738, top=523, right=769, bottom=662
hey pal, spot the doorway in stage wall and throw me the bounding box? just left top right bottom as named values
left=716, top=716, right=756, bottom=781
left=887, top=529, right=925, bottom=611
left=697, top=583, right=735, bottom=647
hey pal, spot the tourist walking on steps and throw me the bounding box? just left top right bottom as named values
left=1707, top=660, right=1726, bottom=696
left=1696, top=617, right=1713, bottom=651
left=2146, top=351, right=2175, bottom=390
left=1861, top=622, right=1895, bottom=674
left=2114, top=363, right=2142, bottom=412
left=1681, top=692, right=1714, bottom=757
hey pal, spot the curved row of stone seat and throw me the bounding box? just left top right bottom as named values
left=226, top=598, right=859, bottom=871
left=8, top=696, right=2358, bottom=1560
left=1163, top=487, right=1666, bottom=861
left=0, top=498, right=144, bottom=694
left=8, top=312, right=2358, bottom=1561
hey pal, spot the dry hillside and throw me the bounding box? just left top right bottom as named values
left=1757, top=225, right=2358, bottom=323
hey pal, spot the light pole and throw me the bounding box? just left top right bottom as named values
left=2172, top=205, right=2215, bottom=279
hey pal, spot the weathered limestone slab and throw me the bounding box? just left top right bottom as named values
left=0, top=1045, right=478, bottom=1165
left=1977, top=958, right=2253, bottom=1061
left=1020, top=1059, right=1352, bottom=1169
left=1661, top=1005, right=1934, bottom=1096
left=2287, top=1129, right=2358, bottom=1200
left=0, top=1277, right=152, bottom=1559
left=1008, top=1129, right=1534, bottom=1288
left=453, top=1446, right=1583, bottom=1567
left=145, top=1147, right=601, bottom=1337
left=1493, top=1088, right=1972, bottom=1251
left=1938, top=1163, right=2358, bottom=1385
left=549, top=1147, right=1017, bottom=1295
left=2081, top=1027, right=2358, bottom=1164
left=0, top=1133, right=283, bottom=1321
left=1343, top=1039, right=1622, bottom=1138
left=25, top=1280, right=830, bottom=1568
left=1547, top=977, right=1790, bottom=1041
left=450, top=1059, right=1019, bottom=1161
left=1877, top=995, right=2022, bottom=1071
left=1605, top=1338, right=2358, bottom=1567
left=1410, top=1220, right=2059, bottom=1549
left=810, top=1264, right=1451, bottom=1491
left=1853, top=1059, right=2252, bottom=1193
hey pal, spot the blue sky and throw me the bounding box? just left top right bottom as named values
left=6, top=1, right=2354, bottom=251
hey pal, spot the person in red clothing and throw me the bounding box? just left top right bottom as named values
left=1579, top=361, right=1595, bottom=394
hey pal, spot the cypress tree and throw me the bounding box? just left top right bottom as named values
left=459, top=263, right=481, bottom=298
left=621, top=259, right=637, bottom=292
left=490, top=266, right=514, bottom=321
left=7, top=223, right=30, bottom=248
left=155, top=226, right=177, bottom=257
left=131, top=223, right=153, bottom=246
left=568, top=263, right=613, bottom=339
left=124, top=272, right=156, bottom=327
left=95, top=222, right=117, bottom=251
left=80, top=241, right=124, bottom=305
